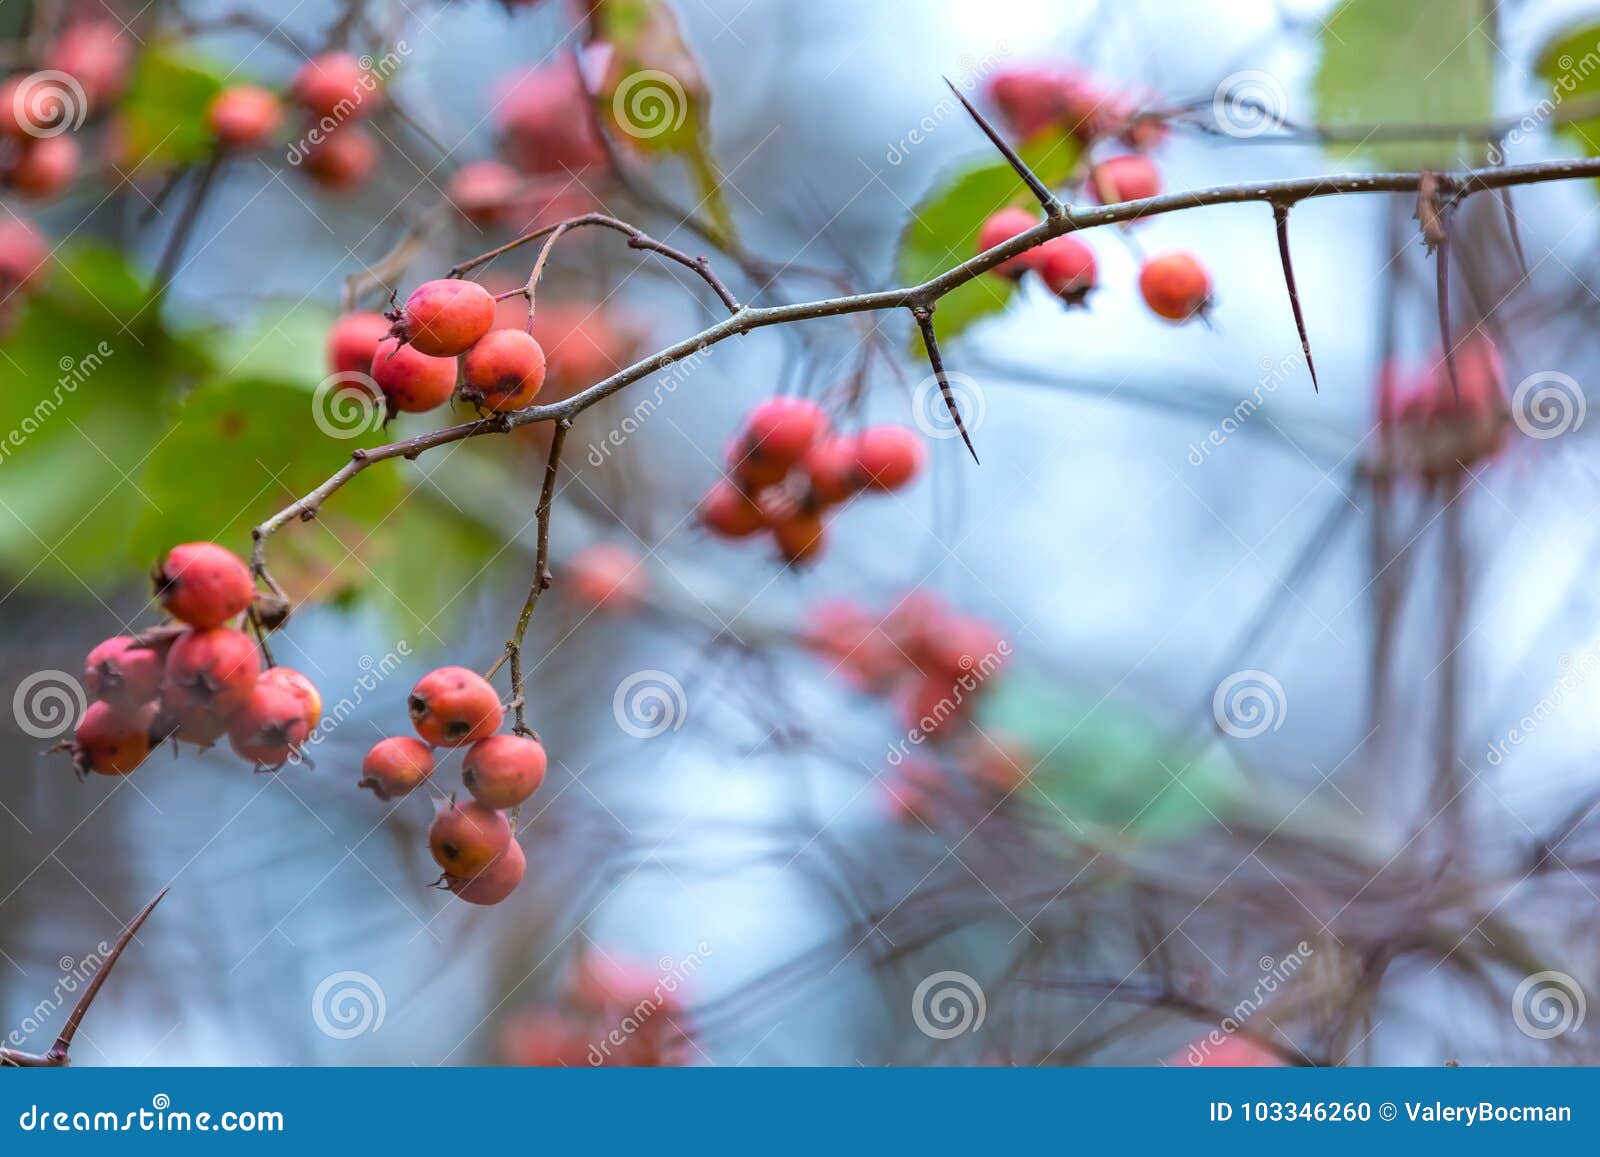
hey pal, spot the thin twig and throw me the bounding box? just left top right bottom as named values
left=1271, top=202, right=1318, bottom=392
left=910, top=304, right=979, bottom=463
left=944, top=76, right=1062, bottom=217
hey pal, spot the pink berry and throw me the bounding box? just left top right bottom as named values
left=462, top=734, right=547, bottom=809
left=1139, top=252, right=1212, bottom=323
left=153, top=542, right=255, bottom=628
left=359, top=736, right=435, bottom=800
left=326, top=311, right=391, bottom=377
left=1091, top=154, right=1161, bottom=204
left=369, top=336, right=457, bottom=414
left=460, top=328, right=546, bottom=411
left=206, top=85, right=283, bottom=150
left=429, top=799, right=512, bottom=878
left=1036, top=235, right=1097, bottom=305
left=446, top=837, right=525, bottom=905
left=851, top=426, right=924, bottom=492
left=976, top=207, right=1042, bottom=279
left=408, top=666, right=503, bottom=747
left=291, top=52, right=380, bottom=121
left=84, top=635, right=165, bottom=708
left=401, top=279, right=496, bottom=358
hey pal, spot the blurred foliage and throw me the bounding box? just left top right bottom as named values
left=1535, top=21, right=1600, bottom=160
left=896, top=136, right=1080, bottom=344
left=118, top=41, right=228, bottom=168
left=1314, top=0, right=1494, bottom=168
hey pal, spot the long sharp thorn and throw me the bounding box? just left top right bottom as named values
left=1272, top=203, right=1318, bottom=393
left=943, top=76, right=1060, bottom=217
left=1436, top=220, right=1459, bottom=404
left=912, top=306, right=979, bottom=464
left=1498, top=185, right=1530, bottom=280
left=50, top=889, right=169, bottom=1061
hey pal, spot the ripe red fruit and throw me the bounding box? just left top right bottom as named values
left=462, top=734, right=547, bottom=809
left=529, top=303, right=634, bottom=398
left=700, top=481, right=767, bottom=538
left=1090, top=154, right=1161, bottom=204
left=46, top=22, right=131, bottom=111
left=802, top=436, right=863, bottom=505
left=228, top=684, right=311, bottom=769
left=326, top=311, right=391, bottom=377
left=401, top=279, right=496, bottom=358
left=447, top=837, right=526, bottom=905
left=733, top=397, right=827, bottom=485
left=1139, top=252, right=1212, bottom=323
left=773, top=511, right=826, bottom=565
left=804, top=600, right=902, bottom=691
left=429, top=798, right=513, bottom=877
left=448, top=160, right=523, bottom=227
left=0, top=217, right=49, bottom=290
left=359, top=736, right=435, bottom=800
left=6, top=135, right=79, bottom=201
left=206, top=85, right=283, bottom=150
left=852, top=426, right=924, bottom=492
left=565, top=543, right=648, bottom=613
left=988, top=68, right=1072, bottom=139
left=923, top=615, right=1006, bottom=678
left=369, top=336, right=457, bottom=414
left=302, top=126, right=378, bottom=192
left=161, top=627, right=262, bottom=721
left=291, top=52, right=380, bottom=120
left=1036, top=235, right=1097, bottom=306
left=258, top=666, right=322, bottom=728
left=460, top=328, right=546, bottom=411
left=977, top=206, right=1042, bottom=279
left=492, top=63, right=606, bottom=175
left=154, top=542, right=255, bottom=628
left=408, top=666, right=503, bottom=747
left=68, top=701, right=156, bottom=777
left=84, top=635, right=165, bottom=708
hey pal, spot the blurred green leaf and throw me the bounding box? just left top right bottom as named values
left=1535, top=23, right=1600, bottom=157
left=979, top=672, right=1244, bottom=841
left=895, top=136, right=1081, bottom=344
left=363, top=490, right=501, bottom=644
left=1313, top=0, right=1494, bottom=168
left=119, top=41, right=227, bottom=168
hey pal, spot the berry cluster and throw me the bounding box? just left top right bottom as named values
left=62, top=542, right=321, bottom=778
left=358, top=666, right=544, bottom=906
left=987, top=65, right=1167, bottom=150
left=327, top=278, right=548, bottom=420
left=699, top=398, right=925, bottom=565
left=499, top=949, right=691, bottom=1067
left=1378, top=334, right=1510, bottom=485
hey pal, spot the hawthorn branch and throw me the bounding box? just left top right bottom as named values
left=0, top=889, right=167, bottom=1068
left=944, top=76, right=1062, bottom=217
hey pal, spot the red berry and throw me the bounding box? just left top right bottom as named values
left=258, top=666, right=321, bottom=728
left=988, top=69, right=1072, bottom=139
left=291, top=52, right=380, bottom=121
left=460, top=328, right=546, bottom=411
left=700, top=481, right=767, bottom=538
left=369, top=336, right=457, bottom=414
left=326, top=311, right=391, bottom=377
left=302, top=125, right=378, bottom=192
left=429, top=798, right=512, bottom=877
left=448, top=160, right=523, bottom=227
left=801, top=435, right=863, bottom=505
left=161, top=627, right=262, bottom=721
left=1090, top=154, right=1161, bottom=204
left=68, top=701, right=156, bottom=777
left=565, top=543, right=647, bottom=613
left=206, top=85, right=283, bottom=150
left=446, top=837, right=525, bottom=905
left=852, top=426, right=924, bottom=492
left=84, top=635, right=165, bottom=708
left=153, top=542, right=255, bottom=628
left=6, top=135, right=79, bottom=200
left=804, top=599, right=902, bottom=691
left=773, top=511, right=826, bottom=565
left=976, top=207, right=1041, bottom=280
left=500, top=1009, right=591, bottom=1066
left=408, top=666, right=503, bottom=747
left=359, top=736, right=435, bottom=800
left=1139, top=252, right=1212, bottom=322
left=739, top=397, right=827, bottom=470
left=46, top=22, right=131, bottom=111
left=462, top=734, right=547, bottom=809
left=492, top=63, right=606, bottom=175
left=530, top=303, right=633, bottom=397
left=227, top=684, right=310, bottom=769
left=923, top=615, right=1006, bottom=678
left=401, top=279, right=496, bottom=358
left=1036, top=235, right=1097, bottom=306
left=0, top=216, right=49, bottom=290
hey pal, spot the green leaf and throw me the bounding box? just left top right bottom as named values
left=1535, top=23, right=1600, bottom=158
left=362, top=491, right=502, bottom=645
left=1313, top=0, right=1495, bottom=169
left=979, top=672, right=1244, bottom=842
left=591, top=0, right=736, bottom=243
left=119, top=41, right=228, bottom=168
left=895, top=135, right=1081, bottom=344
